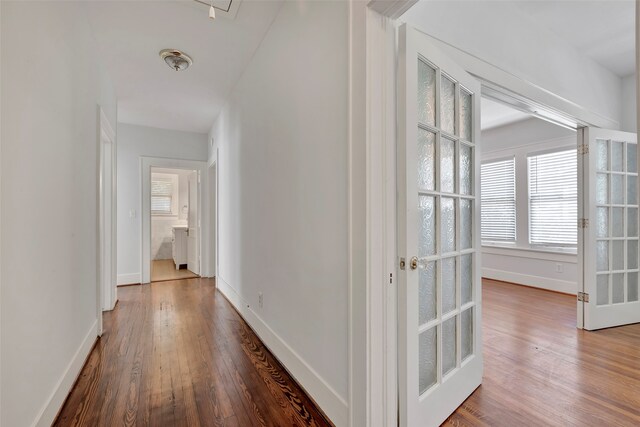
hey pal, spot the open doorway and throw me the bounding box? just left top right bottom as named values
left=479, top=96, right=579, bottom=305
left=150, top=167, right=200, bottom=282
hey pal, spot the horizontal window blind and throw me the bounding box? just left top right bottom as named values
left=528, top=149, right=577, bottom=247
left=151, top=180, right=173, bottom=214
left=481, top=158, right=516, bottom=242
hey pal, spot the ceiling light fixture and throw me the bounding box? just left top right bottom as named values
left=159, top=49, right=193, bottom=72
left=209, top=0, right=216, bottom=19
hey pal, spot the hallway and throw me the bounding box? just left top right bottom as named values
left=54, top=279, right=332, bottom=426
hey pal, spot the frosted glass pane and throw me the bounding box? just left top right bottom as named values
left=597, top=274, right=609, bottom=305
left=442, top=317, right=457, bottom=376
left=460, top=199, right=472, bottom=250
left=442, top=257, right=456, bottom=314
left=418, top=60, right=436, bottom=126
left=441, top=75, right=455, bottom=135
left=629, top=272, right=638, bottom=302
left=597, top=241, right=609, bottom=272
left=418, top=129, right=436, bottom=191
left=441, top=197, right=456, bottom=253
left=612, top=141, right=624, bottom=172
left=612, top=240, right=624, bottom=270
left=596, top=207, right=608, bottom=238
left=628, top=240, right=638, bottom=270
left=441, top=138, right=455, bottom=193
left=612, top=273, right=624, bottom=304
left=419, top=261, right=437, bottom=325
left=628, top=143, right=637, bottom=173
left=596, top=139, right=608, bottom=171
left=596, top=174, right=608, bottom=204
left=419, top=196, right=436, bottom=257
left=628, top=208, right=638, bottom=237
left=612, top=207, right=624, bottom=237
left=461, top=254, right=472, bottom=305
left=461, top=308, right=473, bottom=361
left=418, top=327, right=437, bottom=395
left=460, top=90, right=472, bottom=141
left=459, top=144, right=472, bottom=195
left=628, top=176, right=638, bottom=205
left=612, top=174, right=624, bottom=205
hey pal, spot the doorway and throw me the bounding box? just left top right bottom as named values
left=140, top=157, right=209, bottom=284
left=98, top=108, right=117, bottom=329
left=149, top=167, right=200, bottom=282
left=208, top=161, right=217, bottom=279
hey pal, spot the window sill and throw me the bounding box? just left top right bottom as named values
left=481, top=243, right=577, bottom=263
left=482, top=242, right=577, bottom=255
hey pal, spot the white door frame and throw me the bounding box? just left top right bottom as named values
left=140, top=157, right=209, bottom=284
left=208, top=157, right=218, bottom=279
left=357, top=2, right=626, bottom=426
left=98, top=107, right=117, bottom=335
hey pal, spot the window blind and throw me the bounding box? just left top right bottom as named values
left=481, top=158, right=516, bottom=243
left=528, top=149, right=577, bottom=247
left=151, top=179, right=173, bottom=214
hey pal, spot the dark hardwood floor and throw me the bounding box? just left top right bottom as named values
left=447, top=279, right=640, bottom=426
left=54, top=278, right=332, bottom=427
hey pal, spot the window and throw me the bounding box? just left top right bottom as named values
left=528, top=149, right=577, bottom=247
left=481, top=158, right=516, bottom=243
left=151, top=177, right=175, bottom=215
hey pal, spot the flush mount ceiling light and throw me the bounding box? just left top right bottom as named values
left=159, top=49, right=193, bottom=72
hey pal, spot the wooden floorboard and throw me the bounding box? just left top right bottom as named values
left=151, top=259, right=199, bottom=282
left=54, top=278, right=332, bottom=427
left=55, top=277, right=640, bottom=426
left=446, top=279, right=640, bottom=427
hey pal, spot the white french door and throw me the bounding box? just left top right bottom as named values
left=581, top=127, right=640, bottom=330
left=397, top=24, right=482, bottom=427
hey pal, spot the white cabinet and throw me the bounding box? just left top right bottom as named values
left=172, top=226, right=188, bottom=269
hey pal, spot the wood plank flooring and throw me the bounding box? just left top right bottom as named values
left=54, top=278, right=332, bottom=427
left=447, top=279, right=640, bottom=426
left=151, top=259, right=199, bottom=282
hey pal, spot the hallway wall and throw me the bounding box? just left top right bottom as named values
left=1, top=2, right=117, bottom=426
left=116, top=124, right=208, bottom=284
left=208, top=1, right=349, bottom=424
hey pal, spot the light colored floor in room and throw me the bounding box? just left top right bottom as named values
left=151, top=259, right=199, bottom=282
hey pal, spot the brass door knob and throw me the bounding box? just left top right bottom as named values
left=410, top=256, right=418, bottom=270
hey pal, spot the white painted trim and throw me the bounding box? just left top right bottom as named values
left=117, top=273, right=141, bottom=286
left=32, top=320, right=98, bottom=427
left=140, top=157, right=209, bottom=284
left=216, top=276, right=349, bottom=426
left=482, top=268, right=576, bottom=295
left=481, top=246, right=577, bottom=264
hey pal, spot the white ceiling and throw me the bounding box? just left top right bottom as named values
left=509, top=0, right=635, bottom=78
left=481, top=97, right=531, bottom=130
left=86, top=0, right=283, bottom=133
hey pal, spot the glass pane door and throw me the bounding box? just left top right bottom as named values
left=398, top=24, right=482, bottom=427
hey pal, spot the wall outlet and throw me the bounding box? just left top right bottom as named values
left=556, top=263, right=564, bottom=273
left=258, top=292, right=263, bottom=308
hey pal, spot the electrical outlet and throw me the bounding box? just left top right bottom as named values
left=556, top=263, right=564, bottom=273
left=258, top=292, right=263, bottom=308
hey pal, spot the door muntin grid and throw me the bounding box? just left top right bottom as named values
left=594, top=138, right=640, bottom=306
left=416, top=57, right=477, bottom=397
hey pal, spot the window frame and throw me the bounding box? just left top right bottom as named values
left=526, top=147, right=578, bottom=250
left=480, top=156, right=517, bottom=245
left=151, top=173, right=179, bottom=217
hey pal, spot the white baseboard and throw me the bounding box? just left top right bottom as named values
left=216, top=276, right=348, bottom=426
left=117, top=273, right=140, bottom=286
left=482, top=267, right=577, bottom=295
left=32, top=319, right=98, bottom=427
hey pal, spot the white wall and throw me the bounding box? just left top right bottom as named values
left=208, top=1, right=349, bottom=424
left=1, top=2, right=117, bottom=426
left=151, top=170, right=189, bottom=260
left=117, top=124, right=207, bottom=284
left=482, top=118, right=579, bottom=294
left=401, top=1, right=624, bottom=128
left=622, top=74, right=637, bottom=133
